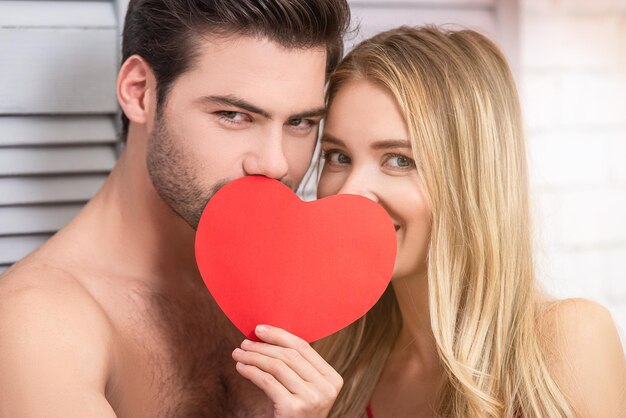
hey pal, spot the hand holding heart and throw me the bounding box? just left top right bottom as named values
left=232, top=324, right=342, bottom=418
left=196, top=176, right=396, bottom=415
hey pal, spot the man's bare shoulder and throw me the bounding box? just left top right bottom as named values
left=0, top=260, right=116, bottom=416
left=0, top=258, right=115, bottom=350
left=541, top=298, right=626, bottom=417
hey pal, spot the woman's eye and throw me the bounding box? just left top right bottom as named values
left=322, top=150, right=351, bottom=165
left=384, top=154, right=415, bottom=169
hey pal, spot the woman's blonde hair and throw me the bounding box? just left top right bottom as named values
left=313, top=26, right=573, bottom=417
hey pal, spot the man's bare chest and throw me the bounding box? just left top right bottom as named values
left=146, top=352, right=270, bottom=418
left=108, top=287, right=271, bottom=417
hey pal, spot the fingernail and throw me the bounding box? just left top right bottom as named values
left=256, top=325, right=269, bottom=334
left=241, top=339, right=252, bottom=348
left=233, top=348, right=244, bottom=355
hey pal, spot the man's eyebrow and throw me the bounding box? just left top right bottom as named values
left=198, top=95, right=326, bottom=121
left=290, top=107, right=327, bottom=120
left=198, top=95, right=272, bottom=119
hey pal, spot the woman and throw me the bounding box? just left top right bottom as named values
left=232, top=26, right=626, bottom=417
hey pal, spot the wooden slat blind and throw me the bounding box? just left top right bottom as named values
left=0, top=0, right=124, bottom=270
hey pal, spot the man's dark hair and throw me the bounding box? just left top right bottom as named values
left=120, top=0, right=351, bottom=141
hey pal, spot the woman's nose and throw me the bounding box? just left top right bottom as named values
left=336, top=172, right=379, bottom=203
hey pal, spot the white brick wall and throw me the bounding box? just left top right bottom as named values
left=521, top=0, right=626, bottom=340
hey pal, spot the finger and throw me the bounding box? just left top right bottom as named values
left=240, top=338, right=320, bottom=383
left=254, top=325, right=343, bottom=388
left=233, top=348, right=311, bottom=395
left=255, top=325, right=341, bottom=379
left=234, top=361, right=293, bottom=402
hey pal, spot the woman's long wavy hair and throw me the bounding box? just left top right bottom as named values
left=313, top=27, right=574, bottom=417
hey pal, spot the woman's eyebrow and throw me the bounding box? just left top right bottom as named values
left=320, top=133, right=346, bottom=146
left=370, top=140, right=411, bottom=150
left=321, top=134, right=411, bottom=150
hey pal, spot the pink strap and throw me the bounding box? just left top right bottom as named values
left=366, top=403, right=374, bottom=418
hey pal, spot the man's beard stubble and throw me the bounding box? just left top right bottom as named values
left=146, top=116, right=227, bottom=230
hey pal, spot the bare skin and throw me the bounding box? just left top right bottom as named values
left=0, top=34, right=338, bottom=418
left=363, top=296, right=626, bottom=418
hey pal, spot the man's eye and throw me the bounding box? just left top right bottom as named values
left=217, top=111, right=249, bottom=124
left=288, top=118, right=317, bottom=130
left=384, top=154, right=415, bottom=169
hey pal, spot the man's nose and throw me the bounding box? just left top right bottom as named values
left=336, top=170, right=379, bottom=203
left=242, top=133, right=289, bottom=180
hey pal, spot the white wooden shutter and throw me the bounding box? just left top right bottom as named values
left=0, top=0, right=127, bottom=272
left=298, top=0, right=520, bottom=200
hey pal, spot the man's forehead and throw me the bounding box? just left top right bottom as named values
left=182, top=35, right=325, bottom=83
left=191, top=32, right=328, bottom=68
left=174, top=35, right=327, bottom=117
left=195, top=32, right=327, bottom=56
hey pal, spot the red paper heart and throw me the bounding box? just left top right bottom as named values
left=195, top=176, right=396, bottom=342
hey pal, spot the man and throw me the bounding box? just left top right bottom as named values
left=0, top=1, right=350, bottom=416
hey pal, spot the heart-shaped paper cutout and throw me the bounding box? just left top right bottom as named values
left=195, top=176, right=396, bottom=342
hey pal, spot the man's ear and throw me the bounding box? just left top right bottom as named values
left=117, top=55, right=156, bottom=127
